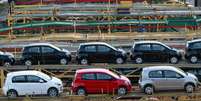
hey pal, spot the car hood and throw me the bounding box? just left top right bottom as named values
left=117, top=48, right=126, bottom=54
left=61, top=49, right=71, bottom=55
left=52, top=77, right=62, bottom=85
left=187, top=72, right=198, bottom=80
left=0, top=52, right=14, bottom=57
left=120, top=75, right=131, bottom=84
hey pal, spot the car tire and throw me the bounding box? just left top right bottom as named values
left=3, top=61, right=11, bottom=67
left=80, top=58, right=88, bottom=65
left=185, top=84, right=194, bottom=93
left=25, top=60, right=32, bottom=66
left=189, top=55, right=198, bottom=64
left=144, top=85, right=154, bottom=95
left=117, top=87, right=127, bottom=96
left=134, top=56, right=143, bottom=64
left=116, top=57, right=124, bottom=64
left=169, top=56, right=178, bottom=64
left=60, top=58, right=68, bottom=65
left=77, top=88, right=86, bottom=96
left=48, top=88, right=58, bottom=97
left=7, top=90, right=18, bottom=98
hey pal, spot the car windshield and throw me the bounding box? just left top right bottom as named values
left=49, top=44, right=61, bottom=51
left=105, top=43, right=117, bottom=51
left=176, top=67, right=187, bottom=76
left=40, top=72, right=52, bottom=81
left=161, top=42, right=171, bottom=50
left=109, top=70, right=121, bottom=78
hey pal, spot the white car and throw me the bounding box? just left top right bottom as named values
left=3, top=70, right=63, bottom=98
left=139, top=66, right=198, bottom=95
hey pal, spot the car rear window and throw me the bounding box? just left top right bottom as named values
left=28, top=47, right=40, bottom=53
left=191, top=42, right=201, bottom=49
left=149, top=70, right=163, bottom=78
left=84, top=46, right=96, bottom=52
left=135, top=44, right=151, bottom=51
left=12, top=75, right=26, bottom=83
left=82, top=73, right=96, bottom=80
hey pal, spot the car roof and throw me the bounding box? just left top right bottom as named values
left=80, top=42, right=109, bottom=46
left=134, top=41, right=163, bottom=45
left=143, top=66, right=178, bottom=71
left=25, top=43, right=53, bottom=47
left=187, top=39, right=201, bottom=44
left=7, top=70, right=41, bottom=77
left=76, top=68, right=111, bottom=74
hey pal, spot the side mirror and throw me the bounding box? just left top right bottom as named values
left=39, top=79, right=44, bottom=83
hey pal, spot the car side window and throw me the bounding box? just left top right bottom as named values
left=82, top=73, right=96, bottom=80
left=42, top=46, right=55, bottom=53
left=97, top=45, right=111, bottom=52
left=152, top=44, right=165, bottom=51
left=84, top=46, right=96, bottom=52
left=96, top=73, right=113, bottom=80
left=149, top=70, right=163, bottom=78
left=27, top=75, right=43, bottom=83
left=137, top=44, right=151, bottom=51
left=164, top=70, right=182, bottom=78
left=12, top=75, right=26, bottom=83
left=28, top=47, right=40, bottom=53
left=192, top=42, right=201, bottom=49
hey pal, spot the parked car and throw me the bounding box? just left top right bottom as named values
left=130, top=41, right=182, bottom=64
left=21, top=43, right=71, bottom=66
left=76, top=42, right=127, bottom=65
left=3, top=70, right=63, bottom=98
left=185, top=39, right=201, bottom=63
left=0, top=51, right=15, bottom=67
left=71, top=68, right=132, bottom=95
left=139, top=66, right=198, bottom=95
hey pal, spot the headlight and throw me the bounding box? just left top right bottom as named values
left=8, top=55, right=13, bottom=59
left=66, top=52, right=71, bottom=56
left=55, top=83, right=61, bottom=86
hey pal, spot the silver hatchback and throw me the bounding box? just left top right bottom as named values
left=139, top=66, right=198, bottom=95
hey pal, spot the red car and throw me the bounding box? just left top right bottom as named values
left=71, top=68, right=132, bottom=95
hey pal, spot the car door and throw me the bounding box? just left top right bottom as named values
left=192, top=42, right=201, bottom=59
left=26, top=75, right=48, bottom=95
left=151, top=44, right=167, bottom=62
left=27, top=46, right=41, bottom=65
left=81, top=73, right=97, bottom=93
left=96, top=45, right=112, bottom=63
left=11, top=75, right=29, bottom=95
left=148, top=70, right=166, bottom=90
left=137, top=44, right=152, bottom=62
left=96, top=73, right=114, bottom=94
left=41, top=46, right=57, bottom=64
left=164, top=70, right=185, bottom=90
left=84, top=45, right=97, bottom=63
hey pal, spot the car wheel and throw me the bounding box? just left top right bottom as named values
left=7, top=90, right=17, bottom=98
left=117, top=87, right=127, bottom=96
left=135, top=56, right=143, bottom=64
left=60, top=58, right=68, bottom=65
left=144, top=85, right=154, bottom=95
left=185, top=84, right=194, bottom=93
left=48, top=88, right=58, bottom=97
left=3, top=61, right=11, bottom=67
left=189, top=56, right=198, bottom=64
left=116, top=57, right=124, bottom=64
left=80, top=58, right=88, bottom=65
left=170, top=56, right=178, bottom=64
left=77, top=88, right=86, bottom=96
left=25, top=60, right=32, bottom=66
